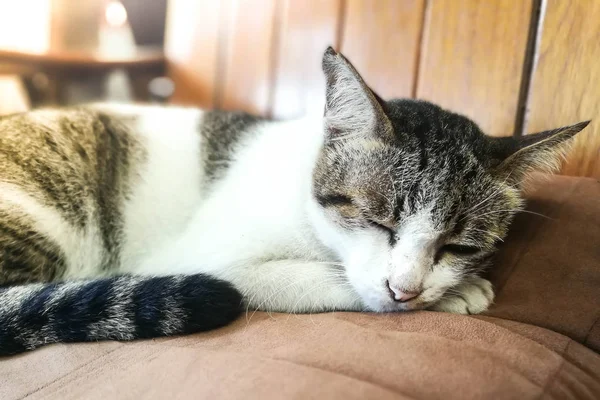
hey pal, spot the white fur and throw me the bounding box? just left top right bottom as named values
left=43, top=104, right=489, bottom=314
left=122, top=113, right=366, bottom=312
left=391, top=210, right=462, bottom=303
left=101, top=104, right=205, bottom=270
left=307, top=202, right=462, bottom=312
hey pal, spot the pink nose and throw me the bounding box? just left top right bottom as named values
left=386, top=281, right=422, bottom=302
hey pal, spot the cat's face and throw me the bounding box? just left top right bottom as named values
left=311, top=100, right=521, bottom=311
left=310, top=48, right=588, bottom=312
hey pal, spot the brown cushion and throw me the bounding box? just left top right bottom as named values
left=1, top=176, right=599, bottom=399
left=486, top=175, right=600, bottom=352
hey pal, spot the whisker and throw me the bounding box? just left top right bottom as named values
left=470, top=209, right=552, bottom=221
left=245, top=271, right=296, bottom=324
left=312, top=261, right=346, bottom=269
left=459, top=171, right=517, bottom=222
left=250, top=274, right=350, bottom=324
left=243, top=261, right=354, bottom=327
left=244, top=265, right=294, bottom=322
left=286, top=277, right=348, bottom=319
left=330, top=131, right=362, bottom=142
left=516, top=209, right=553, bottom=219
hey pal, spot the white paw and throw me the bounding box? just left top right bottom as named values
left=429, top=277, right=494, bottom=315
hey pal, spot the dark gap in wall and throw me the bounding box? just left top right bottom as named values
left=411, top=0, right=431, bottom=99
left=513, top=0, right=545, bottom=137
left=121, top=0, right=167, bottom=47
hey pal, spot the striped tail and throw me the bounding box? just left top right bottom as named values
left=0, top=274, right=243, bottom=356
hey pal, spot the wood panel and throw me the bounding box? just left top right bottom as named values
left=165, top=0, right=221, bottom=107
left=417, top=0, right=533, bottom=137
left=526, top=0, right=600, bottom=178
left=270, top=0, right=341, bottom=119
left=340, top=0, right=425, bottom=100
left=218, top=0, right=278, bottom=115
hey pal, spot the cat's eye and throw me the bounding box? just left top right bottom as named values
left=437, top=244, right=482, bottom=259
left=367, top=220, right=398, bottom=244
left=316, top=193, right=352, bottom=207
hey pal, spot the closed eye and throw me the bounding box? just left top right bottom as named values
left=437, top=244, right=482, bottom=259
left=367, top=220, right=398, bottom=245
left=315, top=193, right=352, bottom=207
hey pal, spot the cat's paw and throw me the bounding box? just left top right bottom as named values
left=429, top=277, right=494, bottom=315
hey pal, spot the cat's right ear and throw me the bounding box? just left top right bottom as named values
left=488, top=121, right=590, bottom=185
left=322, top=47, right=393, bottom=141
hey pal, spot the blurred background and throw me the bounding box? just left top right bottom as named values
left=0, top=0, right=598, bottom=178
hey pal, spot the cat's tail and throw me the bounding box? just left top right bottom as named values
left=0, top=274, right=243, bottom=356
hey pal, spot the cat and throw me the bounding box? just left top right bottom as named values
left=0, top=47, right=589, bottom=355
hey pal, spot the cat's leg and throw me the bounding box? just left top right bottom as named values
left=428, top=276, right=494, bottom=315
left=224, top=260, right=365, bottom=313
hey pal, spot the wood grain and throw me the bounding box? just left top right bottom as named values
left=416, top=0, right=533, bottom=137
left=218, top=0, right=278, bottom=115
left=165, top=0, right=221, bottom=107
left=270, top=0, right=341, bottom=119
left=340, top=0, right=425, bottom=100
left=525, top=0, right=600, bottom=178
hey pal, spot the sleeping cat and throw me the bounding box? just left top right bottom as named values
left=0, top=48, right=589, bottom=355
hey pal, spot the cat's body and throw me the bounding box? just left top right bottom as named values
left=0, top=48, right=589, bottom=355
left=0, top=103, right=353, bottom=299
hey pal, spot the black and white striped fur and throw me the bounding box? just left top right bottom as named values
left=0, top=274, right=241, bottom=355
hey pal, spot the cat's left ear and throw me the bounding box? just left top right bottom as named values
left=321, top=47, right=393, bottom=141
left=489, top=121, right=590, bottom=184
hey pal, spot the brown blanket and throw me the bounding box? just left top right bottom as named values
left=2, top=176, right=599, bottom=399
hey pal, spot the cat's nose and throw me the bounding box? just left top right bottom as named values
left=386, top=280, right=422, bottom=302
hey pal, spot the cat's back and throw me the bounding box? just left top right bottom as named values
left=0, top=104, right=209, bottom=282
left=0, top=107, right=141, bottom=281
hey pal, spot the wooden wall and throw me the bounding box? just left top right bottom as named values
left=165, top=0, right=600, bottom=178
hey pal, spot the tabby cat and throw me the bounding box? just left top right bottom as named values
left=0, top=48, right=588, bottom=355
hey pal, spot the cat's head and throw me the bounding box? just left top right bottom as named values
left=310, top=47, right=589, bottom=312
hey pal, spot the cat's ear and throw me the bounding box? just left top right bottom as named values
left=322, top=47, right=393, bottom=141
left=489, top=121, right=590, bottom=184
